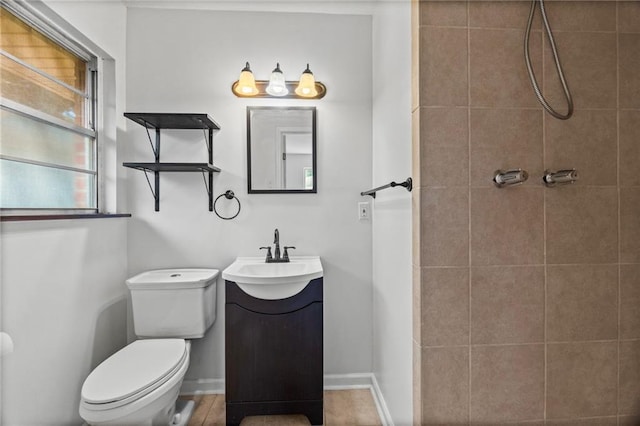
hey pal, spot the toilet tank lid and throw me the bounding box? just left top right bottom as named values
left=81, top=339, right=187, bottom=404
left=126, top=268, right=219, bottom=290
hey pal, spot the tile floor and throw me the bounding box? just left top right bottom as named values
left=181, top=389, right=382, bottom=426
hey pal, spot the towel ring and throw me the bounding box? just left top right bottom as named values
left=214, top=190, right=241, bottom=220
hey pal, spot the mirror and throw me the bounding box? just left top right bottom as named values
left=247, top=106, right=317, bottom=193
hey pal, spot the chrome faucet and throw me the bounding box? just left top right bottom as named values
left=260, top=228, right=295, bottom=263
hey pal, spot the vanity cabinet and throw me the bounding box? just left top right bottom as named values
left=225, top=277, right=323, bottom=425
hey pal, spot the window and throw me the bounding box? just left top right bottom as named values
left=0, top=3, right=98, bottom=212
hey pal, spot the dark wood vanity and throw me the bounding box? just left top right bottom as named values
left=225, top=277, right=323, bottom=425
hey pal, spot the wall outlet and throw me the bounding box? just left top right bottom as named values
left=358, top=202, right=370, bottom=221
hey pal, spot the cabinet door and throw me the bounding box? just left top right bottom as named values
left=225, top=302, right=323, bottom=403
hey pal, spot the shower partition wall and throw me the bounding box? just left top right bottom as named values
left=412, top=1, right=640, bottom=424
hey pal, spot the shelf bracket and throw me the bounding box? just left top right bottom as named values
left=202, top=124, right=214, bottom=211
left=141, top=168, right=160, bottom=211
left=142, top=122, right=160, bottom=159
left=200, top=127, right=213, bottom=159
left=201, top=170, right=214, bottom=211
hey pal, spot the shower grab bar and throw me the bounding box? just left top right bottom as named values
left=361, top=177, right=412, bottom=199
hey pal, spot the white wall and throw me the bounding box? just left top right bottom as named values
left=1, top=219, right=129, bottom=425
left=124, top=8, right=373, bottom=382
left=1, top=2, right=129, bottom=424
left=371, top=2, right=413, bottom=425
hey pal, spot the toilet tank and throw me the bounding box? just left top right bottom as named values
left=126, top=269, right=219, bottom=338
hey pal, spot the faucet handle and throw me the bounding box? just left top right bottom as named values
left=283, top=246, right=296, bottom=261
left=259, top=246, right=273, bottom=261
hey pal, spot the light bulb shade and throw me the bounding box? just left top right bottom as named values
left=295, top=64, right=318, bottom=98
left=234, top=62, right=259, bottom=96
left=266, top=63, right=288, bottom=96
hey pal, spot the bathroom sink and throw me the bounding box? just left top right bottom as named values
left=222, top=256, right=323, bottom=300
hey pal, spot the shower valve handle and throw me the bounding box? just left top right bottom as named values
left=543, top=169, right=578, bottom=187
left=493, top=169, right=529, bottom=188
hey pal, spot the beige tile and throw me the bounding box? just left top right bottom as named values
left=543, top=32, right=617, bottom=110
left=619, top=1, right=640, bottom=33
left=546, top=417, right=617, bottom=426
left=420, top=26, right=468, bottom=107
left=470, top=28, right=542, bottom=108
left=471, top=187, right=544, bottom=266
left=471, top=266, right=544, bottom=344
left=421, top=267, right=469, bottom=346
left=202, top=394, right=226, bottom=426
left=421, top=346, right=469, bottom=424
left=620, top=340, right=640, bottom=416
left=546, top=264, right=618, bottom=342
left=184, top=394, right=214, bottom=426
left=413, top=266, right=422, bottom=341
left=475, top=422, right=544, bottom=426
left=469, top=1, right=541, bottom=30
left=240, top=416, right=265, bottom=426
left=470, top=108, right=542, bottom=187
left=619, top=415, right=640, bottom=426
left=621, top=264, right=640, bottom=339
left=186, top=390, right=383, bottom=426
left=420, top=107, right=469, bottom=187
left=470, top=344, right=544, bottom=422
left=412, top=188, right=421, bottom=266
left=347, top=389, right=381, bottom=426
left=543, top=1, right=616, bottom=32
left=324, top=389, right=349, bottom=423
left=621, top=187, right=640, bottom=263
left=620, top=33, right=640, bottom=109
left=620, top=110, right=640, bottom=187
left=546, top=342, right=618, bottom=419
left=420, top=187, right=469, bottom=266
left=263, top=415, right=310, bottom=425
left=420, top=1, right=468, bottom=27
left=544, top=110, right=617, bottom=187
left=545, top=187, right=618, bottom=265
left=324, top=389, right=381, bottom=426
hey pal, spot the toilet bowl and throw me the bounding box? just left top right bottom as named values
left=80, top=339, right=190, bottom=425
left=79, top=268, right=219, bottom=426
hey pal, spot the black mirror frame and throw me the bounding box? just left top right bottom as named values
left=247, top=106, right=317, bottom=194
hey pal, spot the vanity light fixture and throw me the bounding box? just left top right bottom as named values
left=265, top=63, right=288, bottom=97
left=232, top=62, right=326, bottom=99
left=234, top=62, right=259, bottom=96
left=295, top=64, right=318, bottom=98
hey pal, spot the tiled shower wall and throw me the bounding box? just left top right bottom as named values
left=412, top=1, right=640, bottom=424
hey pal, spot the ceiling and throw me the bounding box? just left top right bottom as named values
left=119, top=0, right=386, bottom=15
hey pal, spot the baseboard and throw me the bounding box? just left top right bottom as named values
left=180, top=378, right=224, bottom=395
left=180, top=373, right=393, bottom=426
left=370, top=374, right=394, bottom=426
left=322, top=373, right=374, bottom=389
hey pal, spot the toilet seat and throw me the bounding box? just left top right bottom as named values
left=81, top=339, right=188, bottom=411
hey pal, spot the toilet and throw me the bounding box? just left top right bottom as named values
left=79, top=268, right=219, bottom=426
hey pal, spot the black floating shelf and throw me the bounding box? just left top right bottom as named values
left=124, top=112, right=220, bottom=130
left=123, top=162, right=221, bottom=173
left=123, top=112, right=221, bottom=212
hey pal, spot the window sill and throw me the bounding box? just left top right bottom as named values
left=1, top=213, right=131, bottom=222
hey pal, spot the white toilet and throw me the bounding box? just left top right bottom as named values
left=79, top=268, right=219, bottom=426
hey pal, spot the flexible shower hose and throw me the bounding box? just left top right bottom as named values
left=524, top=0, right=574, bottom=120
